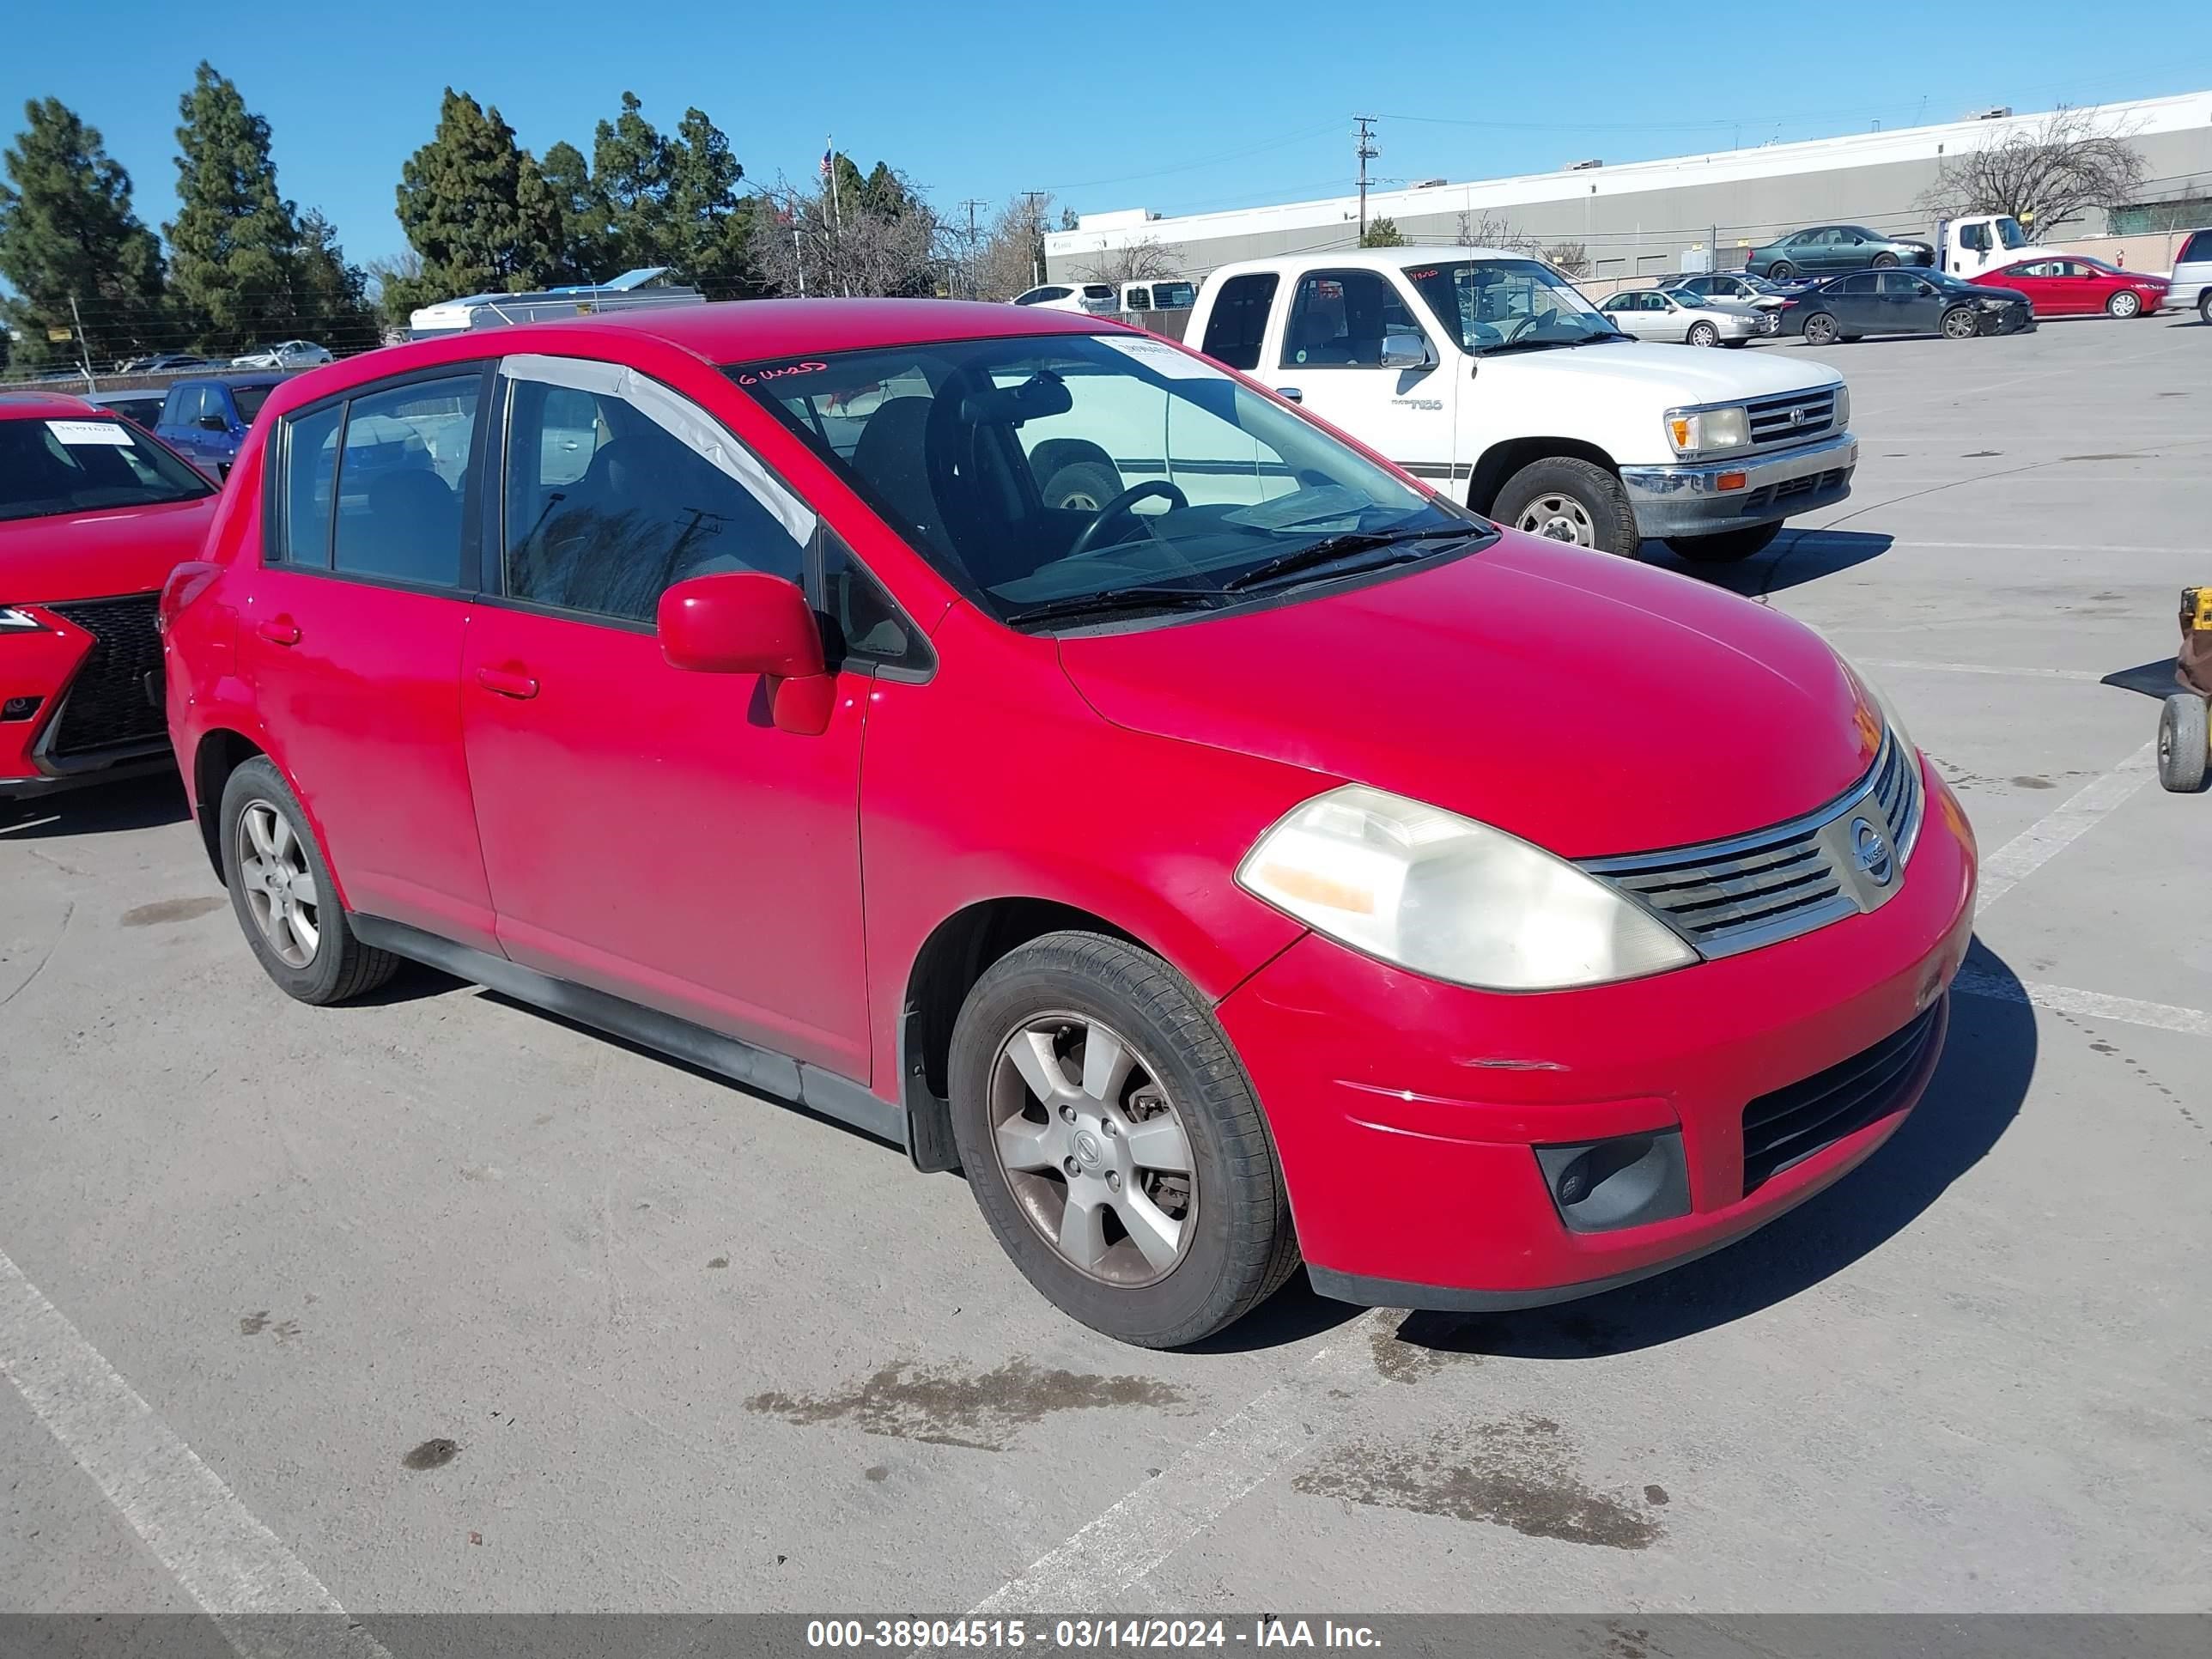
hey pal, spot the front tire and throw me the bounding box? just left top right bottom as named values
left=947, top=932, right=1300, bottom=1348
left=1038, top=458, right=1123, bottom=514
left=2157, top=695, right=2210, bottom=793
left=1942, top=307, right=1982, bottom=340
left=1871, top=252, right=1899, bottom=269
left=219, top=757, right=399, bottom=1004
left=1686, top=320, right=1719, bottom=348
left=1492, top=456, right=1639, bottom=556
left=1801, top=311, right=1839, bottom=346
left=2106, top=290, right=2141, bottom=319
left=1665, top=522, right=1783, bottom=563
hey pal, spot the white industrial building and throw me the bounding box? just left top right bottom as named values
left=1044, top=91, right=2212, bottom=285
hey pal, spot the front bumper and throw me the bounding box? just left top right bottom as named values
left=1, top=595, right=173, bottom=797
left=1215, top=756, right=1977, bottom=1310
left=1620, top=431, right=1857, bottom=537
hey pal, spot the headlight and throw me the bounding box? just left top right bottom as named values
left=0, top=606, right=46, bottom=632
left=1664, top=405, right=1748, bottom=456
left=1237, top=785, right=1698, bottom=991
left=1832, top=383, right=1850, bottom=429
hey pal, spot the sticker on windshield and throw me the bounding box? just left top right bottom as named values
left=1096, top=335, right=1215, bottom=380
left=46, top=420, right=132, bottom=447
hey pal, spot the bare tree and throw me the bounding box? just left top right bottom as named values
left=975, top=191, right=1058, bottom=300
left=1540, top=240, right=1590, bottom=277
left=747, top=168, right=939, bottom=299
left=1077, top=235, right=1182, bottom=286
left=1455, top=210, right=1537, bottom=254
left=1918, top=106, right=2148, bottom=234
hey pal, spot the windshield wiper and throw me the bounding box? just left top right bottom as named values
left=1001, top=586, right=1222, bottom=628
left=1221, top=524, right=1478, bottom=593
left=1572, top=330, right=1632, bottom=343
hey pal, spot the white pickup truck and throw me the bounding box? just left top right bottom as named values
left=1179, top=246, right=1856, bottom=562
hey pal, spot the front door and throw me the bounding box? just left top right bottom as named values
left=459, top=355, right=872, bottom=1079
left=1269, top=267, right=1455, bottom=479
left=244, top=368, right=499, bottom=952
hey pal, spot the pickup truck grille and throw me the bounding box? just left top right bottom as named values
left=1747, top=387, right=1838, bottom=448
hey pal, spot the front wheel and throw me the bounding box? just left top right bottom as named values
left=1801, top=312, right=1839, bottom=346
left=2157, top=695, right=2210, bottom=793
left=1492, top=456, right=1640, bottom=556
left=219, top=757, right=400, bottom=1004
left=947, top=932, right=1300, bottom=1347
left=2106, top=290, right=2142, bottom=319
left=1871, top=252, right=1899, bottom=269
left=1666, top=522, right=1782, bottom=563
left=1686, top=320, right=1719, bottom=348
left=1942, top=306, right=1983, bottom=340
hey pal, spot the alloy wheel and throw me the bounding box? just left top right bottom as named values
left=988, top=1013, right=1197, bottom=1287
left=1804, top=314, right=1838, bottom=345
left=2110, top=291, right=2140, bottom=319
left=1516, top=492, right=1597, bottom=545
left=238, top=800, right=320, bottom=969
left=1942, top=308, right=1981, bottom=339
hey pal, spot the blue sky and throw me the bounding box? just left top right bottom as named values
left=6, top=3, right=2208, bottom=273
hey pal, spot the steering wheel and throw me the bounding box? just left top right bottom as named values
left=1064, top=480, right=1190, bottom=560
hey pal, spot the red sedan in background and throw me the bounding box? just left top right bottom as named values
left=1973, top=256, right=2170, bottom=318
left=163, top=302, right=1977, bottom=1346
left=3, top=391, right=219, bottom=799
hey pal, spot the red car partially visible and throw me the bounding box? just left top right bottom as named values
left=1974, top=256, right=2169, bottom=318
left=2, top=391, right=219, bottom=799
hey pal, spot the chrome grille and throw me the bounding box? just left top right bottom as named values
left=1581, top=734, right=1923, bottom=959
left=1746, top=386, right=1838, bottom=449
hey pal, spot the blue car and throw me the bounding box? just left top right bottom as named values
left=152, top=372, right=290, bottom=477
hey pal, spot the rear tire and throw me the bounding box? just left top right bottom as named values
left=2157, top=695, right=2210, bottom=793
left=1492, top=456, right=1640, bottom=557
left=947, top=932, right=1300, bottom=1348
left=2200, top=291, right=2211, bottom=325
left=1942, top=306, right=1983, bottom=340
left=1801, top=312, right=1839, bottom=346
left=1686, top=320, right=1719, bottom=348
left=219, top=757, right=399, bottom=1004
left=2106, top=290, right=2141, bottom=319
left=1665, top=522, right=1782, bottom=563
left=1770, top=260, right=1796, bottom=280
left=1038, top=459, right=1123, bottom=514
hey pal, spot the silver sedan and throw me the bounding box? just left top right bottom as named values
left=1596, top=288, right=1765, bottom=346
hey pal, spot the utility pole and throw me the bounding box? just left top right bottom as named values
left=959, top=198, right=987, bottom=298
left=1353, top=115, right=1379, bottom=240
left=1021, top=191, right=1051, bottom=289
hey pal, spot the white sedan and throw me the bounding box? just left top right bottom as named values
left=231, top=340, right=335, bottom=369
left=1596, top=289, right=1764, bottom=347
left=1011, top=283, right=1120, bottom=316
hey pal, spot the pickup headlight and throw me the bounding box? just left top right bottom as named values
left=1237, top=785, right=1698, bottom=991
left=0, top=607, right=46, bottom=632
left=1832, top=384, right=1850, bottom=429
left=1664, top=404, right=1749, bottom=457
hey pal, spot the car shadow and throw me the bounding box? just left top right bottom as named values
left=1382, top=942, right=2031, bottom=1363
left=0, top=775, right=191, bottom=839
left=1644, top=528, right=1893, bottom=595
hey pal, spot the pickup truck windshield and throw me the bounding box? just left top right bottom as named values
left=1402, top=258, right=1622, bottom=355
left=733, top=334, right=1482, bottom=627
left=0, top=416, right=216, bottom=523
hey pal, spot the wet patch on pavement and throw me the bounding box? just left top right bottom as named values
left=744, top=1358, right=1191, bottom=1451
left=402, top=1437, right=460, bottom=1471
left=1291, top=1414, right=1665, bottom=1549
left=120, top=896, right=226, bottom=928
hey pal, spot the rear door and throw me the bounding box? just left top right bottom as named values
left=1832, top=273, right=1881, bottom=331
left=1270, top=267, right=1454, bottom=475
left=246, top=366, right=500, bottom=951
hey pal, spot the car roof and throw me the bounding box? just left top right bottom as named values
left=168, top=369, right=293, bottom=387
left=1204, top=246, right=1547, bottom=282
left=0, top=388, right=98, bottom=421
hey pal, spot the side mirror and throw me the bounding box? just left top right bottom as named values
left=197, top=414, right=228, bottom=432
left=1379, top=331, right=1432, bottom=369
left=657, top=571, right=833, bottom=734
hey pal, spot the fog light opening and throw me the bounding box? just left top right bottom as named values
left=1534, top=1129, right=1691, bottom=1234
left=1, top=696, right=40, bottom=723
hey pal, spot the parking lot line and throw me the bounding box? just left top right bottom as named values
left=0, top=1244, right=391, bottom=1658
left=1973, top=741, right=2156, bottom=915
left=1954, top=969, right=2210, bottom=1039
left=969, top=1310, right=1395, bottom=1613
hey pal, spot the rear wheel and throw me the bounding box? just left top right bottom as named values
left=1686, top=320, right=1720, bottom=348
left=2157, top=695, right=2210, bottom=793
left=2200, top=291, right=2211, bottom=325
left=1038, top=459, right=1123, bottom=514
left=2106, top=289, right=2142, bottom=319
left=218, top=757, right=399, bottom=1004
left=1942, top=306, right=1982, bottom=340
left=1801, top=312, right=1839, bottom=346
left=1492, top=456, right=1639, bottom=557
left=1770, top=260, right=1796, bottom=281
left=947, top=932, right=1300, bottom=1347
left=1665, top=522, right=1782, bottom=563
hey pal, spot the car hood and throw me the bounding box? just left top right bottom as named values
left=1056, top=532, right=1881, bottom=860
left=0, top=495, right=217, bottom=604
left=1480, top=339, right=1838, bottom=399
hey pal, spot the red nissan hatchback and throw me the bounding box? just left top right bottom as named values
left=163, top=301, right=1977, bottom=1346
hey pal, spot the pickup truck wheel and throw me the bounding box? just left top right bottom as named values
left=947, top=931, right=1300, bottom=1348
left=1665, top=523, right=1781, bottom=563
left=2106, top=290, right=2141, bottom=319
left=1942, top=307, right=1983, bottom=340
left=2157, top=695, right=2210, bottom=793
left=1686, top=320, right=1719, bottom=348
left=1039, top=459, right=1123, bottom=514
left=1770, top=260, right=1796, bottom=280
left=1801, top=312, right=1839, bottom=346
left=1494, top=458, right=1638, bottom=556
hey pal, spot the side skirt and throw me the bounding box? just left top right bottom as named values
left=349, top=915, right=906, bottom=1150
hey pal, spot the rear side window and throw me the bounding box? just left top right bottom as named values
left=1839, top=274, right=1878, bottom=295
left=1081, top=284, right=1115, bottom=301
left=498, top=355, right=815, bottom=625
left=1199, top=273, right=1279, bottom=371
left=2181, top=230, right=2212, bottom=263
left=233, top=385, right=276, bottom=425
left=330, top=375, right=482, bottom=586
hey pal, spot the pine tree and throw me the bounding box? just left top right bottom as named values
left=167, top=63, right=301, bottom=355
left=540, top=140, right=616, bottom=284
left=392, top=89, right=562, bottom=318
left=292, top=208, right=380, bottom=353
left=0, top=97, right=166, bottom=370
left=592, top=91, right=672, bottom=271
left=665, top=106, right=760, bottom=295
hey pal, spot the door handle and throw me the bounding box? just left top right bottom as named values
left=476, top=665, right=539, bottom=700
left=1274, top=386, right=1303, bottom=403
left=257, top=617, right=300, bottom=647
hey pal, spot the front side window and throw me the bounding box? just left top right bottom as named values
left=1403, top=258, right=1618, bottom=355
left=1996, top=219, right=2029, bottom=249
left=1960, top=223, right=1990, bottom=252
left=738, top=333, right=1481, bottom=629
left=1279, top=270, right=1425, bottom=368
left=1125, top=287, right=1152, bottom=311
left=501, top=355, right=813, bottom=625
left=1199, top=273, right=1278, bottom=371
left=1878, top=272, right=1923, bottom=296
left=331, top=374, right=482, bottom=586
left=0, top=416, right=216, bottom=523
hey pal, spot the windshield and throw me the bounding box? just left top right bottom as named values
left=1996, top=218, right=2029, bottom=249
left=232, top=384, right=277, bottom=423
left=0, top=416, right=216, bottom=523
left=1401, top=258, right=1619, bottom=354
left=732, top=334, right=1484, bottom=628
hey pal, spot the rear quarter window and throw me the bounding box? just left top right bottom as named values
left=1199, top=273, right=1279, bottom=371
left=2182, top=230, right=2212, bottom=264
